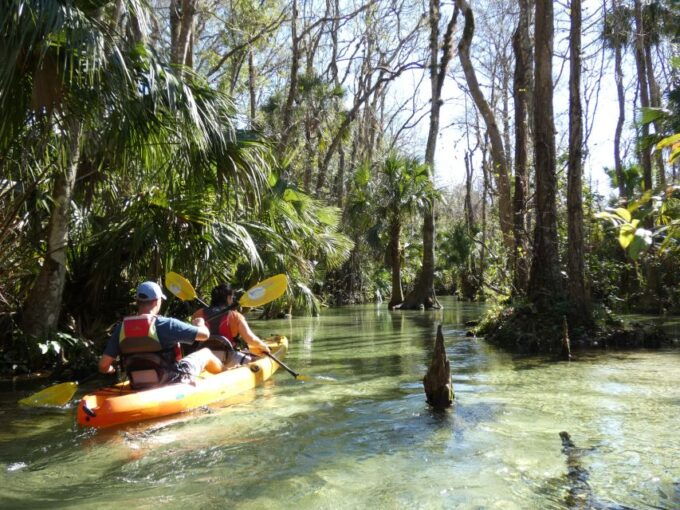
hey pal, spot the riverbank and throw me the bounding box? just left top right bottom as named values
left=476, top=302, right=680, bottom=356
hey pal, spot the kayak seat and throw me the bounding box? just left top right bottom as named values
left=120, top=337, right=175, bottom=390
left=204, top=335, right=255, bottom=369
left=205, top=335, right=235, bottom=363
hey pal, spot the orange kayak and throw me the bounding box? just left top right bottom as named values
left=77, top=336, right=287, bottom=428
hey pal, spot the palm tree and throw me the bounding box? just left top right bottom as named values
left=1, top=0, right=270, bottom=339
left=374, top=154, right=434, bottom=309
left=251, top=169, right=353, bottom=316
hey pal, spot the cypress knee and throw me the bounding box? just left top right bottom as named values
left=423, top=325, right=453, bottom=409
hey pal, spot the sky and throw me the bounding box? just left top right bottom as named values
left=432, top=71, right=622, bottom=198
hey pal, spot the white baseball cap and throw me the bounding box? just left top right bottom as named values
left=135, top=281, right=167, bottom=301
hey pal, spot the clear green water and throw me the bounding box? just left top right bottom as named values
left=1, top=298, right=679, bottom=509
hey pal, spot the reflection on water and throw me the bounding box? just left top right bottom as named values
left=1, top=298, right=679, bottom=509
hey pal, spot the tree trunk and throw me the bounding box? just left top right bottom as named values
left=527, top=0, right=563, bottom=311
left=170, top=0, right=195, bottom=67
left=633, top=0, right=652, bottom=191
left=228, top=51, right=247, bottom=97
left=464, top=151, right=475, bottom=233
left=280, top=0, right=300, bottom=151
left=456, top=0, right=513, bottom=252
left=330, top=0, right=340, bottom=84
left=613, top=38, right=626, bottom=200
left=170, top=0, right=180, bottom=62
left=500, top=46, right=513, bottom=185
left=334, top=142, right=346, bottom=208
left=463, top=150, right=478, bottom=299
left=645, top=43, right=665, bottom=188
left=512, top=0, right=531, bottom=296
left=566, top=0, right=590, bottom=325
left=479, top=132, right=489, bottom=292
left=400, top=0, right=458, bottom=310
left=248, top=50, right=257, bottom=128
left=303, top=120, right=315, bottom=193
left=388, top=217, right=403, bottom=309
left=23, top=117, right=83, bottom=338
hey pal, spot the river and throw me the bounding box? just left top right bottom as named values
left=1, top=298, right=679, bottom=509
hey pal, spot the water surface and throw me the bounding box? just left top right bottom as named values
left=1, top=298, right=678, bottom=509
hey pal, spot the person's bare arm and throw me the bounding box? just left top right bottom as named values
left=191, top=317, right=211, bottom=341
left=236, top=314, right=270, bottom=354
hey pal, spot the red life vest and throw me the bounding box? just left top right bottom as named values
left=120, top=315, right=182, bottom=361
left=121, top=315, right=157, bottom=340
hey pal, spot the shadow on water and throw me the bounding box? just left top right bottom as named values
left=532, top=433, right=643, bottom=510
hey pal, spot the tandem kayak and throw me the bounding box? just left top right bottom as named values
left=76, top=336, right=288, bottom=429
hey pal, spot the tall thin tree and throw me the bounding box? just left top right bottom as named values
left=567, top=0, right=590, bottom=325
left=400, top=0, right=459, bottom=309
left=527, top=0, right=563, bottom=311
left=455, top=0, right=513, bottom=252
left=633, top=0, right=653, bottom=190
left=512, top=0, right=532, bottom=295
left=604, top=0, right=629, bottom=200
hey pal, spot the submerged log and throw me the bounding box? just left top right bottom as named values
left=560, top=431, right=593, bottom=509
left=423, top=325, right=453, bottom=409
left=559, top=432, right=634, bottom=509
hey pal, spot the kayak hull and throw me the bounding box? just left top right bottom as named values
left=77, top=336, right=287, bottom=428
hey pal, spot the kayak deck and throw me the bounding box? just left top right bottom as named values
left=77, top=336, right=287, bottom=428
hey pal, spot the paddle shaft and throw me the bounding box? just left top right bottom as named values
left=265, top=351, right=300, bottom=379
left=77, top=372, right=102, bottom=385
left=203, top=303, right=237, bottom=321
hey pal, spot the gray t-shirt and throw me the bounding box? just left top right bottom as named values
left=104, top=316, right=200, bottom=358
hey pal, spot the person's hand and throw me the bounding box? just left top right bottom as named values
left=250, top=341, right=271, bottom=355
left=99, top=363, right=115, bottom=374
left=192, top=317, right=205, bottom=327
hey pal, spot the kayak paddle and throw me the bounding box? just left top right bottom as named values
left=19, top=381, right=78, bottom=407
left=165, top=271, right=209, bottom=307
left=264, top=352, right=310, bottom=381
left=238, top=274, right=288, bottom=308
left=19, top=372, right=100, bottom=408
left=165, top=272, right=288, bottom=311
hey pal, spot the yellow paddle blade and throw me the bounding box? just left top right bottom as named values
left=240, top=274, right=288, bottom=308
left=165, top=271, right=198, bottom=301
left=18, top=382, right=78, bottom=407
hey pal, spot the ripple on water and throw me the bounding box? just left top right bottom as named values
left=0, top=300, right=678, bottom=509
left=6, top=462, right=27, bottom=472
